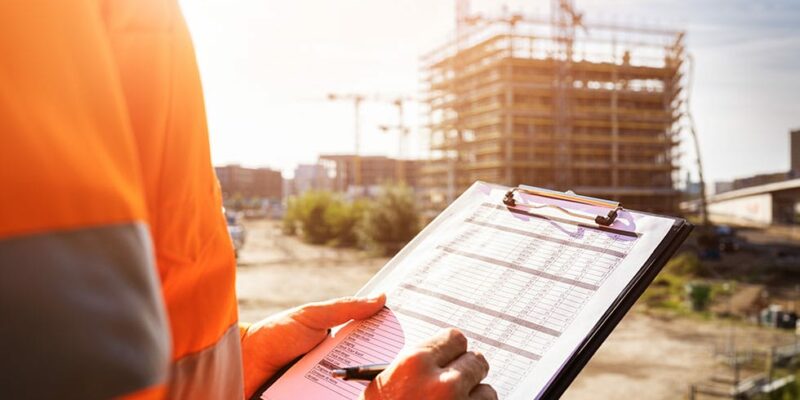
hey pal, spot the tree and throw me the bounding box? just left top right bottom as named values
left=358, top=185, right=420, bottom=255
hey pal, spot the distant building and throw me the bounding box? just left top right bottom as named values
left=731, top=172, right=790, bottom=191
left=318, top=155, right=420, bottom=195
left=683, top=128, right=800, bottom=224
left=685, top=182, right=702, bottom=197
left=214, top=165, right=283, bottom=200
left=291, top=163, right=332, bottom=195
left=282, top=178, right=293, bottom=199
left=684, top=172, right=702, bottom=198
left=704, top=179, right=800, bottom=227
left=714, top=181, right=734, bottom=195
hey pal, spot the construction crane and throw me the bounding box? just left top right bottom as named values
left=327, top=93, right=415, bottom=189
left=685, top=53, right=710, bottom=227
left=327, top=93, right=366, bottom=188
left=377, top=97, right=414, bottom=184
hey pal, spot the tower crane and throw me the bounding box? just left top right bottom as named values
left=327, top=93, right=414, bottom=189
left=378, top=97, right=414, bottom=184
left=327, top=93, right=366, bottom=187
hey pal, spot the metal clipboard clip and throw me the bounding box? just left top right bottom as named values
left=502, top=185, right=623, bottom=227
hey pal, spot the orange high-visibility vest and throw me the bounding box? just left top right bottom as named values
left=0, top=1, right=242, bottom=398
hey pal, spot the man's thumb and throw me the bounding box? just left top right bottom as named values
left=292, top=293, right=386, bottom=329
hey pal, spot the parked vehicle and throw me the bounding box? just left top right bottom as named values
left=715, top=225, right=745, bottom=252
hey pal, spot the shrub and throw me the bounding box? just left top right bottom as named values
left=283, top=186, right=421, bottom=252
left=664, top=251, right=702, bottom=276
left=642, top=270, right=687, bottom=309
left=685, top=281, right=712, bottom=311
left=326, top=199, right=368, bottom=247
left=283, top=191, right=368, bottom=246
left=301, top=194, right=333, bottom=244
left=283, top=191, right=336, bottom=244
left=642, top=252, right=715, bottom=313
left=358, top=185, right=420, bottom=255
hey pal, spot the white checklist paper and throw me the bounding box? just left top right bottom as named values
left=263, top=182, right=675, bottom=400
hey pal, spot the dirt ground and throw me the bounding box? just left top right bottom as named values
left=236, top=220, right=793, bottom=399
left=236, top=220, right=388, bottom=322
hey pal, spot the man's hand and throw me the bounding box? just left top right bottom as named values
left=362, top=328, right=497, bottom=400
left=241, top=294, right=386, bottom=398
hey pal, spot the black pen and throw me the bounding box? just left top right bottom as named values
left=331, top=363, right=390, bottom=381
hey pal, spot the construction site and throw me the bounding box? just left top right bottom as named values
left=229, top=2, right=800, bottom=399
left=418, top=0, right=685, bottom=214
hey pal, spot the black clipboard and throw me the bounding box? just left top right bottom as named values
left=504, top=186, right=693, bottom=399
left=252, top=184, right=693, bottom=400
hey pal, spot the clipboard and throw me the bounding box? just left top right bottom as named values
left=253, top=182, right=693, bottom=400
left=511, top=186, right=693, bottom=398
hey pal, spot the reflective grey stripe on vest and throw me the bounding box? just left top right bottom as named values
left=0, top=223, right=170, bottom=399
left=168, top=322, right=244, bottom=400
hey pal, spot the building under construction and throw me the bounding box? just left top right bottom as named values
left=420, top=1, right=685, bottom=214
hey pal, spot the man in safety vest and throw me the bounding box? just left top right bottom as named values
left=0, top=1, right=497, bottom=399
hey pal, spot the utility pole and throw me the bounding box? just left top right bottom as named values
left=327, top=93, right=365, bottom=189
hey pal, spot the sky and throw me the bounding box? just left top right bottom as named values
left=179, top=0, right=800, bottom=185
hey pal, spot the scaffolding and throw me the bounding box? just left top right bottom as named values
left=419, top=6, right=685, bottom=214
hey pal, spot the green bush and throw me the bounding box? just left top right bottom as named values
left=283, top=191, right=367, bottom=246
left=302, top=194, right=333, bottom=244
left=358, top=185, right=420, bottom=255
left=641, top=252, right=696, bottom=310
left=641, top=252, right=719, bottom=314
left=326, top=199, right=368, bottom=247
left=685, top=282, right=712, bottom=311
left=283, top=186, right=421, bottom=252
left=664, top=251, right=702, bottom=276
left=282, top=191, right=336, bottom=244
left=641, top=270, right=687, bottom=309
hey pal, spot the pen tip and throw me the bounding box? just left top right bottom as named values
left=331, top=369, right=347, bottom=378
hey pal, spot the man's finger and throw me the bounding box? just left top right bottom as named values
left=420, top=328, right=468, bottom=367
left=469, top=384, right=498, bottom=400
left=447, top=351, right=489, bottom=392
left=291, top=294, right=386, bottom=330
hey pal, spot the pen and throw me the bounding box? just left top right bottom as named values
left=331, top=363, right=390, bottom=381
